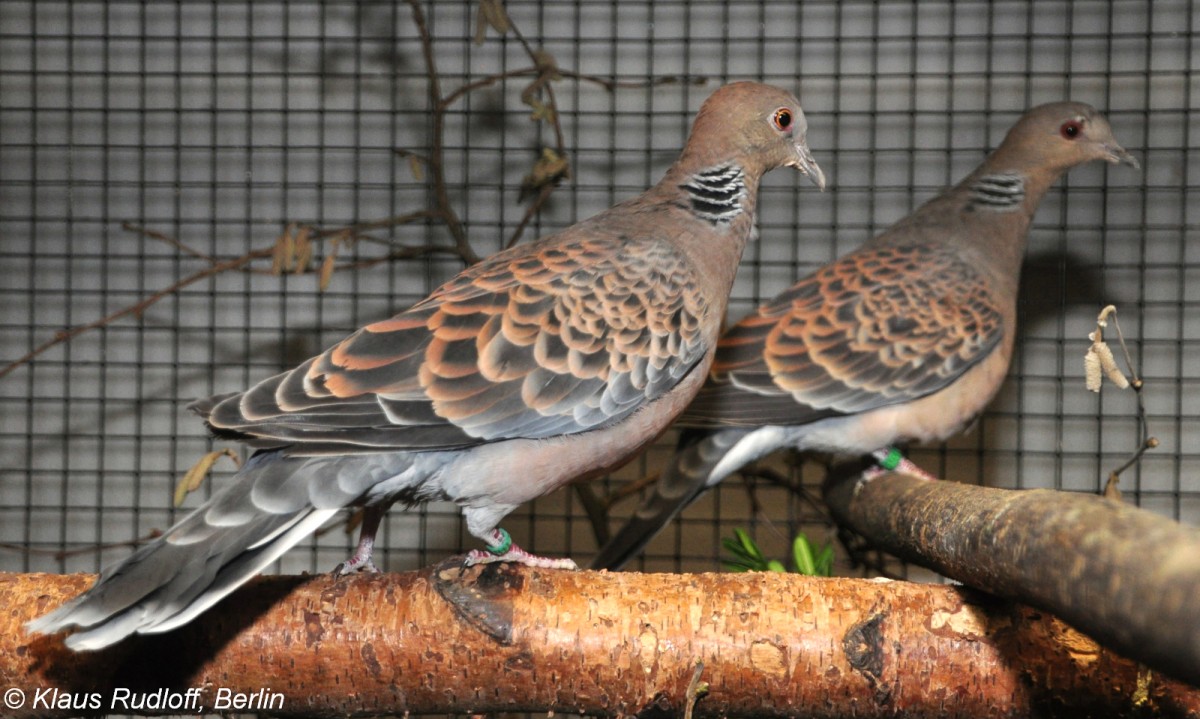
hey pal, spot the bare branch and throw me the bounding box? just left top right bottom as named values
left=314, top=208, right=439, bottom=240
left=406, top=0, right=479, bottom=266
left=123, top=223, right=216, bottom=263
left=506, top=182, right=557, bottom=248
left=7, top=567, right=1199, bottom=717
left=1086, top=306, right=1158, bottom=495
left=824, top=468, right=1200, bottom=686
left=572, top=483, right=612, bottom=547
left=601, top=470, right=662, bottom=509
left=558, top=70, right=708, bottom=92
left=336, top=242, right=481, bottom=272
left=441, top=67, right=705, bottom=110
left=0, top=531, right=162, bottom=561
left=0, top=245, right=275, bottom=381
left=438, top=67, right=540, bottom=109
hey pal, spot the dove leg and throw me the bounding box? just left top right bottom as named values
left=864, top=447, right=940, bottom=482
left=464, top=528, right=579, bottom=570
left=335, top=504, right=388, bottom=575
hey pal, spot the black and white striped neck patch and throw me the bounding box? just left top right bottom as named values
left=680, top=164, right=747, bottom=224
left=969, top=173, right=1026, bottom=211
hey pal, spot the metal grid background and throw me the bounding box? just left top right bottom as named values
left=1, top=0, right=1196, bottom=587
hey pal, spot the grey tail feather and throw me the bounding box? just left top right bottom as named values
left=25, top=451, right=340, bottom=651
left=590, top=427, right=753, bottom=570
left=187, top=391, right=239, bottom=419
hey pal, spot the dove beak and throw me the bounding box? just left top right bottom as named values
left=1104, top=143, right=1140, bottom=169
left=792, top=143, right=826, bottom=191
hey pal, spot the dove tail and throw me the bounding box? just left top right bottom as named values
left=591, top=427, right=759, bottom=570
left=26, top=450, right=343, bottom=651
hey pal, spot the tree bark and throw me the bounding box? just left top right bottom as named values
left=2, top=566, right=1197, bottom=718
left=823, top=468, right=1200, bottom=688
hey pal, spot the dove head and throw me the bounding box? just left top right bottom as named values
left=994, top=101, right=1139, bottom=174
left=680, top=82, right=825, bottom=190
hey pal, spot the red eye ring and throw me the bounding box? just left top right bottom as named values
left=1060, top=120, right=1083, bottom=139
left=773, top=108, right=793, bottom=131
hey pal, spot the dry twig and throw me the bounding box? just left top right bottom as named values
left=1086, top=305, right=1158, bottom=496
left=405, top=0, right=479, bottom=266
left=683, top=661, right=708, bottom=719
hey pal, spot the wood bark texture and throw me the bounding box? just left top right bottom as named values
left=823, top=469, right=1200, bottom=688
left=2, top=565, right=1198, bottom=718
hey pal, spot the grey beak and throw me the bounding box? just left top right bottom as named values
left=793, top=143, right=827, bottom=191
left=1106, top=143, right=1140, bottom=169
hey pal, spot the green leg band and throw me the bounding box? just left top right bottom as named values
left=487, top=528, right=513, bottom=556
left=878, top=447, right=903, bottom=471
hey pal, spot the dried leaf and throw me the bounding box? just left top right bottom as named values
left=174, top=449, right=241, bottom=507
left=527, top=99, right=556, bottom=124
left=271, top=224, right=297, bottom=275
left=1097, top=341, right=1130, bottom=389
left=319, top=238, right=341, bottom=292
left=1084, top=344, right=1103, bottom=393
left=520, top=147, right=570, bottom=200
left=520, top=74, right=557, bottom=124
left=482, top=0, right=510, bottom=34
left=531, top=49, right=559, bottom=78
left=473, top=2, right=487, bottom=45
left=408, top=154, right=424, bottom=182
left=293, top=225, right=312, bottom=274
left=474, top=0, right=509, bottom=44
left=1086, top=332, right=1129, bottom=393
left=1096, top=304, right=1118, bottom=328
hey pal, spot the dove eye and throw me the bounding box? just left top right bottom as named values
left=1060, top=120, right=1083, bottom=139
left=772, top=108, right=793, bottom=131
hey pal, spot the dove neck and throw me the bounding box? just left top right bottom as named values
left=651, top=155, right=762, bottom=238
left=877, top=168, right=1039, bottom=304
left=946, top=159, right=1077, bottom=302
left=975, top=155, right=1070, bottom=209
left=652, top=160, right=761, bottom=333
left=662, top=152, right=758, bottom=186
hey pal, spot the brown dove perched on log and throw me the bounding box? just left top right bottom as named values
left=592, top=101, right=1137, bottom=570
left=28, top=82, right=825, bottom=650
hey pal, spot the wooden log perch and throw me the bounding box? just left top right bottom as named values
left=823, top=468, right=1200, bottom=688
left=3, top=565, right=1199, bottom=718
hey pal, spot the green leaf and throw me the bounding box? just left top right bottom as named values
left=814, top=543, right=836, bottom=577
left=723, top=528, right=836, bottom=575
left=722, top=529, right=771, bottom=572
left=735, top=528, right=766, bottom=562
left=720, top=541, right=756, bottom=569
left=792, top=534, right=817, bottom=576
left=721, top=559, right=756, bottom=573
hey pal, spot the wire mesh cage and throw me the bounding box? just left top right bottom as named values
left=1, top=0, right=1195, bottom=602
